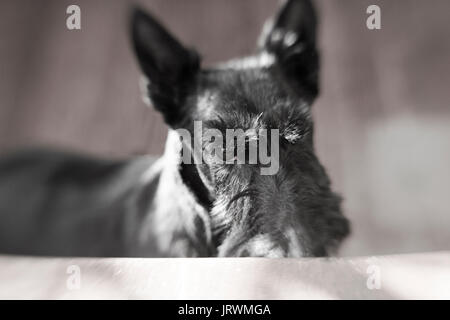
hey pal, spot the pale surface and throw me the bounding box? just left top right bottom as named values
left=0, top=252, right=449, bottom=299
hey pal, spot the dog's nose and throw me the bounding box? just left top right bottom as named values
left=219, top=234, right=289, bottom=258
left=236, top=247, right=286, bottom=258
left=237, top=249, right=250, bottom=257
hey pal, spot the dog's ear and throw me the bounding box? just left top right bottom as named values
left=260, top=0, right=319, bottom=101
left=131, top=7, right=200, bottom=126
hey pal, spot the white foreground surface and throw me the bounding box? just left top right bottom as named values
left=0, top=252, right=449, bottom=299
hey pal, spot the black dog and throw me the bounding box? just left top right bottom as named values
left=0, top=0, right=349, bottom=257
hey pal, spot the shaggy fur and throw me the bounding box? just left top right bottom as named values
left=0, top=0, right=349, bottom=257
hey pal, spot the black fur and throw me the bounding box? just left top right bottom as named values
left=0, top=0, right=349, bottom=257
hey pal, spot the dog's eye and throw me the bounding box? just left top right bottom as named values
left=223, top=136, right=257, bottom=164
left=284, top=134, right=301, bottom=144
left=282, top=125, right=310, bottom=145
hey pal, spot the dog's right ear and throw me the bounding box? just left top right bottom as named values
left=260, top=0, right=319, bottom=102
left=131, top=7, right=200, bottom=127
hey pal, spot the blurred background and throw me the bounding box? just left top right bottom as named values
left=0, top=0, right=449, bottom=257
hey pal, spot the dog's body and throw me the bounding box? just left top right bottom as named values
left=0, top=137, right=215, bottom=257
left=0, top=0, right=349, bottom=258
left=0, top=149, right=158, bottom=257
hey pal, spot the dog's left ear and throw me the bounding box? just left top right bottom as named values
left=260, top=0, right=320, bottom=101
left=131, top=7, right=200, bottom=127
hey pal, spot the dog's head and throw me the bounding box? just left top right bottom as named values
left=131, top=0, right=349, bottom=257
